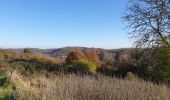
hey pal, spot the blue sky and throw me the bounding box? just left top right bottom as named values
left=0, top=0, right=131, bottom=49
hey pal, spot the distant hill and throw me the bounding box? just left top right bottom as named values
left=41, top=47, right=136, bottom=63
left=4, top=48, right=43, bottom=53
left=2, top=47, right=136, bottom=64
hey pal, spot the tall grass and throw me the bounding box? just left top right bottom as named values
left=11, top=73, right=170, bottom=100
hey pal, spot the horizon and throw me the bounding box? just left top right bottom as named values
left=0, top=0, right=132, bottom=49
left=0, top=46, right=133, bottom=50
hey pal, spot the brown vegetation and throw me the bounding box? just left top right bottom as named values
left=84, top=49, right=101, bottom=66
left=12, top=74, right=170, bottom=100
left=66, top=49, right=87, bottom=64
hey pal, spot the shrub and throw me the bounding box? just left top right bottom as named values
left=0, top=83, right=15, bottom=100
left=0, top=72, right=7, bottom=86
left=84, top=49, right=101, bottom=66
left=125, top=72, right=138, bottom=80
left=69, top=60, right=97, bottom=74
left=150, top=47, right=170, bottom=84
left=66, top=51, right=87, bottom=64
left=0, top=76, right=7, bottom=86
left=65, top=51, right=97, bottom=74
left=31, top=54, right=59, bottom=64
left=96, top=64, right=114, bottom=76
left=115, top=65, right=139, bottom=78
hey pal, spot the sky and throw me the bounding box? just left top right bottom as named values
left=0, top=0, right=132, bottom=49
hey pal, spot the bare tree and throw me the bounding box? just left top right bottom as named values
left=123, top=0, right=170, bottom=47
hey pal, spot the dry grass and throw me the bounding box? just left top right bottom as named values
left=10, top=73, right=170, bottom=100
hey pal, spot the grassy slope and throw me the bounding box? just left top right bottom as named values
left=10, top=74, right=170, bottom=100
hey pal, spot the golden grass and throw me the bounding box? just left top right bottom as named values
left=11, top=73, right=170, bottom=100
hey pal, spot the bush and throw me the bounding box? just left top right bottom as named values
left=150, top=47, right=170, bottom=84
left=0, top=83, right=15, bottom=100
left=32, top=54, right=59, bottom=64
left=66, top=51, right=87, bottom=64
left=69, top=60, right=97, bottom=74
left=114, top=65, right=139, bottom=78
left=9, top=59, right=61, bottom=76
left=125, top=72, right=138, bottom=80
left=96, top=64, right=114, bottom=76
left=0, top=72, right=7, bottom=86
left=84, top=49, right=101, bottom=66
left=0, top=76, right=7, bottom=86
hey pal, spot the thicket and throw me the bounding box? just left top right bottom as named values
left=65, top=50, right=97, bottom=74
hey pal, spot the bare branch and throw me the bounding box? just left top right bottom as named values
left=124, top=0, right=170, bottom=47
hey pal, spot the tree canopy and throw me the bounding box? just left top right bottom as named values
left=123, top=0, right=170, bottom=47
